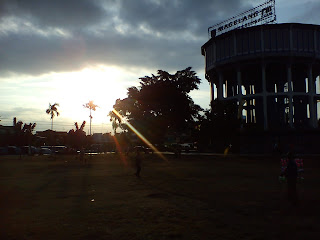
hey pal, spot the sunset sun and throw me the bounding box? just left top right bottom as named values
left=53, top=66, right=130, bottom=133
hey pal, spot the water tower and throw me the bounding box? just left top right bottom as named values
left=201, top=0, right=320, bottom=153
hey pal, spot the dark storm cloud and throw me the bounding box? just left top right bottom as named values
left=116, top=0, right=249, bottom=35
left=0, top=0, right=254, bottom=76
left=0, top=33, right=88, bottom=75
left=0, top=29, right=202, bottom=75
left=0, top=0, right=106, bottom=28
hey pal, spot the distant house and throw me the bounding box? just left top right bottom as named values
left=91, top=133, right=114, bottom=152
left=0, top=125, right=16, bottom=146
left=0, top=125, right=15, bottom=135
left=92, top=133, right=113, bottom=144
left=36, top=130, right=67, bottom=146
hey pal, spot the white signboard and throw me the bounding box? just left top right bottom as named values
left=209, top=0, right=276, bottom=37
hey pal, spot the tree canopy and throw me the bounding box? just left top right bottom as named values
left=11, top=117, right=36, bottom=147
left=198, top=100, right=241, bottom=152
left=67, top=121, right=87, bottom=149
left=110, top=67, right=203, bottom=143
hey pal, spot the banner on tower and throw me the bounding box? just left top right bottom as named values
left=208, top=0, right=276, bottom=38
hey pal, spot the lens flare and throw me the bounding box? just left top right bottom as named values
left=112, top=135, right=128, bottom=166
left=112, top=109, right=167, bottom=162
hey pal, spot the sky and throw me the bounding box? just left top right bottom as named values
left=1, top=0, right=320, bottom=134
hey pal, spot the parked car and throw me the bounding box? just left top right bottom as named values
left=0, top=147, right=8, bottom=155
left=39, top=147, right=52, bottom=155
left=21, top=146, right=40, bottom=155
left=40, top=146, right=67, bottom=154
left=52, top=146, right=67, bottom=154
left=7, top=146, right=22, bottom=155
left=180, top=143, right=192, bottom=152
left=134, top=145, right=153, bottom=154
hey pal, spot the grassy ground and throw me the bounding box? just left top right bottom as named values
left=0, top=153, right=319, bottom=240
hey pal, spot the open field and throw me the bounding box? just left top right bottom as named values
left=1, top=153, right=320, bottom=240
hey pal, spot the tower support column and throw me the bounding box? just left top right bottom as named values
left=210, top=81, right=215, bottom=102
left=262, top=64, right=268, bottom=130
left=236, top=68, right=244, bottom=125
left=287, top=64, right=294, bottom=128
left=237, top=68, right=242, bottom=96
left=218, top=71, right=223, bottom=100
left=308, top=65, right=317, bottom=128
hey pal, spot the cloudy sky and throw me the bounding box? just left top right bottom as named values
left=1, top=0, right=319, bottom=134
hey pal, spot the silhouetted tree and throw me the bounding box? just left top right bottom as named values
left=67, top=121, right=87, bottom=149
left=109, top=110, right=122, bottom=135
left=12, top=117, right=24, bottom=146
left=22, top=122, right=36, bottom=154
left=11, top=118, right=36, bottom=153
left=46, top=103, right=60, bottom=130
left=75, top=121, right=86, bottom=132
left=22, top=122, right=36, bottom=136
left=110, top=67, right=203, bottom=143
left=198, top=100, right=240, bottom=152
left=13, top=117, right=23, bottom=131
left=83, top=100, right=98, bottom=136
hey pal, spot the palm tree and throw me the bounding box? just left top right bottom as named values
left=83, top=100, right=98, bottom=135
left=75, top=121, right=86, bottom=132
left=46, top=103, right=60, bottom=130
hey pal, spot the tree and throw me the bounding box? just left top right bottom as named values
left=109, top=109, right=122, bottom=135
left=198, top=100, right=240, bottom=152
left=13, top=117, right=23, bottom=131
left=109, top=67, right=203, bottom=143
left=12, top=118, right=36, bottom=153
left=67, top=121, right=87, bottom=149
left=22, top=122, right=36, bottom=154
left=46, top=103, right=60, bottom=130
left=13, top=117, right=24, bottom=146
left=22, top=122, right=37, bottom=136
left=75, top=121, right=86, bottom=132
left=83, top=100, right=98, bottom=136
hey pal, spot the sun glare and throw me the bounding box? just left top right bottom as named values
left=112, top=109, right=167, bottom=162
left=52, top=66, right=130, bottom=132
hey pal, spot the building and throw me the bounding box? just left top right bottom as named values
left=91, top=133, right=115, bottom=152
left=201, top=23, right=320, bottom=153
left=36, top=130, right=68, bottom=146
left=0, top=125, right=15, bottom=146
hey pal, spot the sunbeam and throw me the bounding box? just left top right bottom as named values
left=112, top=109, right=168, bottom=162
left=112, top=135, right=128, bottom=167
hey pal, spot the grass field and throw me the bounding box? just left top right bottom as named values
left=1, top=153, right=320, bottom=240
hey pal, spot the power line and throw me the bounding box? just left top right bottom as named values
left=0, top=121, right=111, bottom=126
